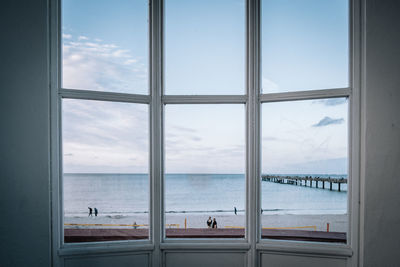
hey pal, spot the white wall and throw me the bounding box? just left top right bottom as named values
left=0, top=0, right=399, bottom=266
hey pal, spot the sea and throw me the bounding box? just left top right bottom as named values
left=63, top=173, right=347, bottom=217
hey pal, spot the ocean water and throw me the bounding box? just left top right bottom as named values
left=63, top=173, right=347, bottom=217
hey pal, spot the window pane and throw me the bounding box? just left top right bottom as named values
left=164, top=105, right=245, bottom=238
left=261, top=98, right=348, bottom=243
left=62, top=99, right=149, bottom=243
left=165, top=0, right=245, bottom=95
left=62, top=0, right=148, bottom=94
left=261, top=0, right=349, bottom=93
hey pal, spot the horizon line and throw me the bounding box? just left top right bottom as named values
left=63, top=172, right=347, bottom=175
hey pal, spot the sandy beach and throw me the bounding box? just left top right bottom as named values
left=65, top=213, right=347, bottom=233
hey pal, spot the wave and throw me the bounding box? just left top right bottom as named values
left=166, top=209, right=245, bottom=214
left=66, top=208, right=346, bottom=217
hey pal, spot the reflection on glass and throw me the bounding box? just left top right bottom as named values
left=262, top=0, right=349, bottom=93
left=261, top=98, right=348, bottom=243
left=62, top=99, right=149, bottom=243
left=165, top=0, right=245, bottom=95
left=165, top=105, right=245, bottom=238
left=62, top=0, right=148, bottom=94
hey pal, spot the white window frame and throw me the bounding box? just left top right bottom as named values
left=50, top=0, right=362, bottom=266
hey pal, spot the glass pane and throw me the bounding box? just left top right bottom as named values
left=165, top=105, right=245, bottom=238
left=62, top=0, right=148, bottom=94
left=262, top=0, right=349, bottom=93
left=165, top=0, right=245, bottom=95
left=62, top=99, right=149, bottom=243
left=261, top=98, right=348, bottom=243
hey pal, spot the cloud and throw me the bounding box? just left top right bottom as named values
left=315, top=98, right=347, bottom=106
left=281, top=157, right=348, bottom=175
left=262, top=77, right=280, bottom=92
left=62, top=100, right=149, bottom=173
left=124, top=59, right=138, bottom=65
left=313, top=116, right=344, bottom=127
left=165, top=144, right=245, bottom=174
left=112, top=49, right=130, bottom=58
left=171, top=125, right=197, bottom=133
left=164, top=123, right=245, bottom=173
left=262, top=136, right=278, bottom=142
left=78, top=35, right=89, bottom=41
left=62, top=33, right=72, bottom=39
left=62, top=33, right=147, bottom=94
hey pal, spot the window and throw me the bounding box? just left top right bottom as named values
left=61, top=0, right=150, bottom=243
left=163, top=0, right=246, bottom=238
left=53, top=0, right=358, bottom=251
left=165, top=0, right=245, bottom=95
left=62, top=0, right=149, bottom=94
left=261, top=0, right=348, bottom=93
left=260, top=0, right=350, bottom=243
left=261, top=98, right=348, bottom=242
left=164, top=105, right=246, bottom=238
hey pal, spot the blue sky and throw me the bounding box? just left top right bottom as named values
left=62, top=0, right=148, bottom=93
left=262, top=0, right=348, bottom=92
left=62, top=0, right=349, bottom=174
left=165, top=0, right=245, bottom=95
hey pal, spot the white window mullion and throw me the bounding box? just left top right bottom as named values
left=150, top=0, right=163, bottom=266
left=260, top=88, right=351, bottom=103
left=162, top=95, right=247, bottom=104
left=247, top=0, right=261, bottom=265
left=59, top=88, right=151, bottom=104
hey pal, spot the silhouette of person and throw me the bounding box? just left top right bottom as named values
left=94, top=207, right=98, bottom=217
left=88, top=207, right=93, bottom=217
left=207, top=216, right=212, bottom=228
left=212, top=218, right=217, bottom=229
left=234, top=207, right=237, bottom=215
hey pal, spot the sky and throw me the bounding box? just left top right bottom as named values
left=62, top=0, right=349, bottom=174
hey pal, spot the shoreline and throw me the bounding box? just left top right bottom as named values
left=65, top=213, right=347, bottom=232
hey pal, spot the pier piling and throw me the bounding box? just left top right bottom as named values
left=261, top=175, right=347, bottom=192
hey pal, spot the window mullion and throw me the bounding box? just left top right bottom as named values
left=260, top=88, right=351, bottom=103
left=59, top=88, right=151, bottom=104
left=150, top=0, right=163, bottom=265
left=247, top=0, right=261, bottom=265
left=162, top=95, right=247, bottom=104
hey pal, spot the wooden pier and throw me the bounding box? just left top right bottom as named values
left=261, top=175, right=347, bottom=192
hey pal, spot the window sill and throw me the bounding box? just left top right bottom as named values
left=58, top=242, right=154, bottom=257
left=160, top=242, right=251, bottom=250
left=256, top=240, right=353, bottom=257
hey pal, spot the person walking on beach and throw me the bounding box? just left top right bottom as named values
left=88, top=207, right=93, bottom=217
left=94, top=207, right=98, bottom=217
left=207, top=217, right=212, bottom=228
left=212, top=218, right=217, bottom=229
left=234, top=207, right=237, bottom=215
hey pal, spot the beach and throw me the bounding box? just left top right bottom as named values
left=64, top=173, right=348, bottom=237
left=65, top=213, right=347, bottom=233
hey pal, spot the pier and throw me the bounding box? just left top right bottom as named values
left=261, top=175, right=347, bottom=192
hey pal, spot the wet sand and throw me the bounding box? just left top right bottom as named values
left=65, top=213, right=347, bottom=232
